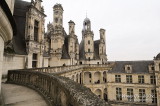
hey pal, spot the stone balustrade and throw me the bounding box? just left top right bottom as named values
left=7, top=70, right=109, bottom=106
left=16, top=64, right=110, bottom=74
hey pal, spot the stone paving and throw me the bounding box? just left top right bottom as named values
left=2, top=83, right=48, bottom=106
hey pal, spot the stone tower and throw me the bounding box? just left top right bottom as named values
left=53, top=3, right=63, bottom=28
left=68, top=20, right=79, bottom=65
left=154, top=53, right=160, bottom=106
left=49, top=4, right=65, bottom=66
left=99, top=28, right=107, bottom=63
left=82, top=18, right=94, bottom=60
left=25, top=0, right=46, bottom=68
left=50, top=4, right=64, bottom=59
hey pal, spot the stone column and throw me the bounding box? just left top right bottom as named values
left=82, top=72, right=84, bottom=84
left=91, top=72, right=94, bottom=84
left=0, top=37, right=4, bottom=92
left=78, top=73, right=80, bottom=83
left=101, top=88, right=104, bottom=99
left=27, top=53, right=32, bottom=68
left=100, top=72, right=103, bottom=84
left=38, top=53, right=43, bottom=67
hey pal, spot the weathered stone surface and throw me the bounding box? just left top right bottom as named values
left=2, top=83, right=48, bottom=106
left=7, top=70, right=109, bottom=106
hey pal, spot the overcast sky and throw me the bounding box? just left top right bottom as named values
left=24, top=0, right=160, bottom=61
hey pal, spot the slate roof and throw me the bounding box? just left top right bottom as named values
left=53, top=3, right=63, bottom=10
left=94, top=40, right=100, bottom=59
left=61, top=30, right=70, bottom=59
left=12, top=0, right=31, bottom=55
left=108, top=61, right=154, bottom=74
left=79, top=40, right=86, bottom=60
left=155, top=53, right=160, bottom=60
left=79, top=39, right=101, bottom=60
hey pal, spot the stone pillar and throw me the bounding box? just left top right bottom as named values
left=134, top=88, right=139, bottom=102
left=27, top=53, right=32, bottom=68
left=156, top=88, right=160, bottom=106
left=78, top=74, right=80, bottom=83
left=82, top=72, right=84, bottom=84
left=100, top=72, right=103, bottom=84
left=101, top=89, right=104, bottom=99
left=0, top=37, right=4, bottom=92
left=122, top=87, right=127, bottom=102
left=91, top=72, right=94, bottom=84
left=38, top=53, right=43, bottom=67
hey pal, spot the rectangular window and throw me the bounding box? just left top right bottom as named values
left=151, top=66, right=155, bottom=71
left=88, top=40, right=90, bottom=44
left=151, top=89, right=157, bottom=103
left=150, top=75, right=156, bottom=84
left=126, top=75, right=132, bottom=83
left=89, top=73, right=91, bottom=78
left=115, top=75, right=121, bottom=83
left=138, top=75, right=145, bottom=83
left=127, top=88, right=134, bottom=102
left=116, top=88, right=122, bottom=101
left=34, top=20, right=39, bottom=41
left=32, top=53, right=37, bottom=68
left=88, top=49, right=90, bottom=52
left=139, top=89, right=146, bottom=102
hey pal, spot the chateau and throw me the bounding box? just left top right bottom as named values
left=0, top=0, right=160, bottom=106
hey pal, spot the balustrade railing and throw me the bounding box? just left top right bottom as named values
left=16, top=64, right=110, bottom=74
left=7, top=70, right=109, bottom=106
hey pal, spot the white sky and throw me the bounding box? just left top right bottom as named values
left=23, top=0, right=160, bottom=61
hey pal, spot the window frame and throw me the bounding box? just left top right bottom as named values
left=116, top=87, right=122, bottom=101
left=151, top=89, right=157, bottom=103
left=115, top=75, right=121, bottom=83
left=139, top=89, right=146, bottom=103
left=138, top=75, right=145, bottom=84
left=126, top=75, right=132, bottom=83
left=127, top=88, right=134, bottom=102
left=150, top=75, right=156, bottom=84
left=32, top=53, right=38, bottom=68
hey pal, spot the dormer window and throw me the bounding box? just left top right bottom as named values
left=125, top=65, right=132, bottom=73
left=127, top=67, right=130, bottom=70
left=148, top=65, right=154, bottom=73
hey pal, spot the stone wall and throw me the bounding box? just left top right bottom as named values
left=7, top=70, right=109, bottom=106
left=0, top=37, right=4, bottom=92
left=0, top=0, right=15, bottom=93
left=2, top=55, right=26, bottom=77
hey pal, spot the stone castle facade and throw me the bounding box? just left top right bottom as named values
left=1, top=0, right=160, bottom=106
left=45, top=4, right=107, bottom=67
left=2, top=0, right=107, bottom=74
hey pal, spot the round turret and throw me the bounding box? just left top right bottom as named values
left=53, top=3, right=63, bottom=28
left=83, top=17, right=90, bottom=25
left=155, top=53, right=160, bottom=60
left=83, top=17, right=91, bottom=31
left=53, top=3, right=63, bottom=11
